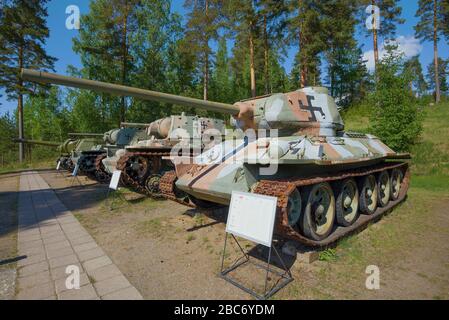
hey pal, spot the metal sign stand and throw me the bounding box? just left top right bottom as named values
left=219, top=233, right=293, bottom=300
left=56, top=160, right=66, bottom=178
left=69, top=163, right=83, bottom=187
left=105, top=171, right=128, bottom=211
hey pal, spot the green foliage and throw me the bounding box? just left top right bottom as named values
left=0, top=0, right=56, bottom=100
left=0, top=112, right=17, bottom=166
left=319, top=248, right=338, bottom=262
left=426, top=57, right=449, bottom=94
left=368, top=46, right=423, bottom=152
left=403, top=55, right=428, bottom=95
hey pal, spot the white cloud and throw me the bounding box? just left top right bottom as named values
left=363, top=35, right=423, bottom=72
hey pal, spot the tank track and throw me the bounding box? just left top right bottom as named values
left=160, top=171, right=195, bottom=208
left=254, top=161, right=410, bottom=247
left=160, top=161, right=410, bottom=247
left=116, top=151, right=171, bottom=196
left=79, top=152, right=106, bottom=180
left=94, top=154, right=111, bottom=184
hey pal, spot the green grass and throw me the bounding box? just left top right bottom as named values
left=343, top=101, right=449, bottom=192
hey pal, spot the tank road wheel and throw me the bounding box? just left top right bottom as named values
left=287, top=189, right=302, bottom=226
left=335, top=179, right=360, bottom=227
left=128, top=156, right=150, bottom=183
left=145, top=174, right=161, bottom=196
left=390, top=168, right=403, bottom=201
left=377, top=171, right=391, bottom=207
left=300, top=182, right=336, bottom=241
left=359, top=175, right=378, bottom=215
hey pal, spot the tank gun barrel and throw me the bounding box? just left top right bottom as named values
left=21, top=69, right=240, bottom=115
left=13, top=138, right=61, bottom=147
left=120, top=122, right=151, bottom=128
left=68, top=133, right=104, bottom=137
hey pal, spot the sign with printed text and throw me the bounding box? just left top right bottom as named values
left=56, top=161, right=61, bottom=171
left=109, top=170, right=121, bottom=190
left=226, top=191, right=278, bottom=247
left=72, top=163, right=79, bottom=176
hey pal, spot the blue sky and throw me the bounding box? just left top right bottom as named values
left=1, top=0, right=448, bottom=115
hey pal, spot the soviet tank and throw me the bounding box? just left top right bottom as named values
left=21, top=69, right=410, bottom=246
left=115, top=115, right=224, bottom=196
left=64, top=133, right=107, bottom=180
left=99, top=123, right=150, bottom=179
left=13, top=137, right=80, bottom=171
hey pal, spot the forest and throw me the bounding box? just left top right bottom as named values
left=0, top=0, right=449, bottom=168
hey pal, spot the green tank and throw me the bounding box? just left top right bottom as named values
left=21, top=69, right=410, bottom=246
left=13, top=137, right=83, bottom=171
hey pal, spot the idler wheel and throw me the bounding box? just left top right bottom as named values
left=335, top=178, right=359, bottom=227
left=390, top=168, right=403, bottom=201
left=145, top=174, right=161, bottom=196
left=377, top=171, right=391, bottom=207
left=300, top=182, right=335, bottom=241
left=359, top=175, right=378, bottom=215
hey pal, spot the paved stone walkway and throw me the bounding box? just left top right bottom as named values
left=16, top=171, right=143, bottom=300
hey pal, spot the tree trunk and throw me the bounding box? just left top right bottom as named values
left=263, top=14, right=270, bottom=94
left=298, top=0, right=306, bottom=88
left=18, top=44, right=24, bottom=163
left=203, top=0, right=209, bottom=101
left=372, top=0, right=379, bottom=74
left=433, top=0, right=441, bottom=103
left=120, top=2, right=129, bottom=125
left=249, top=20, right=256, bottom=97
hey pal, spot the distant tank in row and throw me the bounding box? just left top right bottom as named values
left=22, top=69, right=411, bottom=246
left=114, top=114, right=224, bottom=196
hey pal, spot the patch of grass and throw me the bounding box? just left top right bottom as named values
left=193, top=213, right=206, bottom=226
left=135, top=217, right=167, bottom=238
left=319, top=248, right=338, bottom=262
left=186, top=234, right=196, bottom=242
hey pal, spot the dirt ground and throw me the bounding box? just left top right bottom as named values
left=2, top=169, right=448, bottom=300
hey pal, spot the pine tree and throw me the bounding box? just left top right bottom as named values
left=321, top=0, right=368, bottom=102
left=210, top=37, right=232, bottom=103
left=415, top=0, right=446, bottom=103
left=361, top=0, right=404, bottom=72
left=403, top=56, right=428, bottom=96
left=287, top=0, right=324, bottom=87
left=0, top=0, right=56, bottom=162
left=225, top=0, right=260, bottom=97
left=258, top=0, right=288, bottom=94
left=427, top=57, right=448, bottom=95
left=184, top=0, right=223, bottom=101
left=72, top=0, right=141, bottom=126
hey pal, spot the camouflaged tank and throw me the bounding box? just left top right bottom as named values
left=95, top=124, right=149, bottom=183
left=115, top=114, right=224, bottom=196
left=22, top=69, right=410, bottom=246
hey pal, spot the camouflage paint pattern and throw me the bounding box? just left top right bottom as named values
left=173, top=87, right=407, bottom=205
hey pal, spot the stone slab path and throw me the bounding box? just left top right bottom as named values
left=16, top=171, right=143, bottom=300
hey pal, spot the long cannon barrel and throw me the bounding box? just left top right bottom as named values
left=68, top=133, right=104, bottom=137
left=120, top=122, right=151, bottom=128
left=13, top=138, right=61, bottom=147
left=22, top=69, right=240, bottom=115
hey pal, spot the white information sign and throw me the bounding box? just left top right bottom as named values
left=56, top=160, right=61, bottom=171
left=72, top=163, right=79, bottom=176
left=226, top=191, right=278, bottom=247
left=109, top=170, right=121, bottom=191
